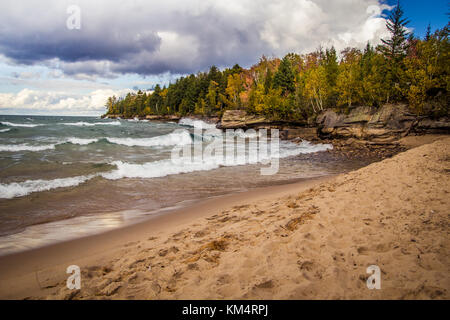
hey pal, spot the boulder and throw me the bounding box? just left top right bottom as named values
left=102, top=114, right=123, bottom=119
left=145, top=115, right=181, bottom=121
left=145, top=115, right=161, bottom=120
left=317, top=104, right=422, bottom=142
left=218, top=110, right=308, bottom=131
left=283, top=127, right=318, bottom=141
left=218, top=110, right=269, bottom=129
left=167, top=115, right=182, bottom=121
left=415, top=117, right=450, bottom=133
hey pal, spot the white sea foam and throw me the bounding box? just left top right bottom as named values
left=278, top=140, right=332, bottom=158
left=0, top=143, right=57, bottom=152
left=0, top=129, right=10, bottom=133
left=127, top=118, right=149, bottom=122
left=105, top=131, right=192, bottom=147
left=179, top=118, right=217, bottom=129
left=61, top=121, right=121, bottom=127
left=233, top=129, right=263, bottom=139
left=0, top=137, right=102, bottom=151
left=0, top=174, right=96, bottom=199
left=101, top=158, right=195, bottom=180
left=0, top=121, right=42, bottom=128
left=66, top=138, right=99, bottom=145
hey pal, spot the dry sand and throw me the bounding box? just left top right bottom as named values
left=0, top=136, right=449, bottom=300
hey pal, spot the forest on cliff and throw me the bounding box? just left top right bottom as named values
left=104, top=4, right=449, bottom=121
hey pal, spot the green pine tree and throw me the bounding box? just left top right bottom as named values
left=273, top=56, right=295, bottom=95
left=380, top=0, right=410, bottom=63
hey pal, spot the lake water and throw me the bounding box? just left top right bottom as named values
left=0, top=115, right=361, bottom=254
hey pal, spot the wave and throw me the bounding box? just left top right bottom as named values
left=61, top=121, right=121, bottom=127
left=127, top=117, right=140, bottom=122
left=0, top=137, right=100, bottom=151
left=0, top=129, right=10, bottom=133
left=0, top=121, right=42, bottom=128
left=105, top=131, right=193, bottom=147
left=0, top=131, right=193, bottom=152
left=0, top=174, right=96, bottom=199
left=100, top=159, right=216, bottom=180
left=127, top=118, right=150, bottom=123
left=279, top=140, right=332, bottom=158
left=179, top=118, right=217, bottom=129
left=102, top=140, right=332, bottom=180
left=66, top=138, right=99, bottom=145
left=0, top=143, right=57, bottom=152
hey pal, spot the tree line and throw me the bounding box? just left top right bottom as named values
left=105, top=3, right=449, bottom=121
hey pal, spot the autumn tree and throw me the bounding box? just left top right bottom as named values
left=225, top=73, right=244, bottom=108
left=359, top=45, right=391, bottom=106
left=404, top=25, right=449, bottom=115
left=323, top=47, right=339, bottom=106
left=205, top=81, right=219, bottom=115
left=105, top=96, right=117, bottom=115
left=336, top=48, right=363, bottom=108
left=264, top=68, right=273, bottom=94
left=303, top=65, right=328, bottom=113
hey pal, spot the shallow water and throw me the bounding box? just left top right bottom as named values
left=0, top=115, right=368, bottom=254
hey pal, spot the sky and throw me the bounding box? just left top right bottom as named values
left=0, top=0, right=447, bottom=116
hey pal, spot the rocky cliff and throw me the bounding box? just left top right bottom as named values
left=218, top=105, right=449, bottom=143
left=316, top=104, right=450, bottom=143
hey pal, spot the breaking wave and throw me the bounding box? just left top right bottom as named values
left=105, top=131, right=193, bottom=147
left=0, top=121, right=42, bottom=128
left=66, top=138, right=99, bottom=145
left=0, top=174, right=97, bottom=199
left=61, top=121, right=121, bottom=127
left=0, top=143, right=57, bottom=152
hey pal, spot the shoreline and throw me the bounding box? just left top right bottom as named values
left=0, top=174, right=335, bottom=257
left=0, top=175, right=332, bottom=299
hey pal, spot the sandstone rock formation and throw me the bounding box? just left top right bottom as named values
left=317, top=104, right=449, bottom=143
left=218, top=105, right=449, bottom=142
left=218, top=110, right=270, bottom=129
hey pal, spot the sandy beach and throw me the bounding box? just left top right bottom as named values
left=0, top=136, right=448, bottom=300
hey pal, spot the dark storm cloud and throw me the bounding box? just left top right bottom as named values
left=0, top=0, right=390, bottom=78
left=0, top=30, right=160, bottom=64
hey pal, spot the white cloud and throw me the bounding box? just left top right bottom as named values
left=0, top=88, right=134, bottom=116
